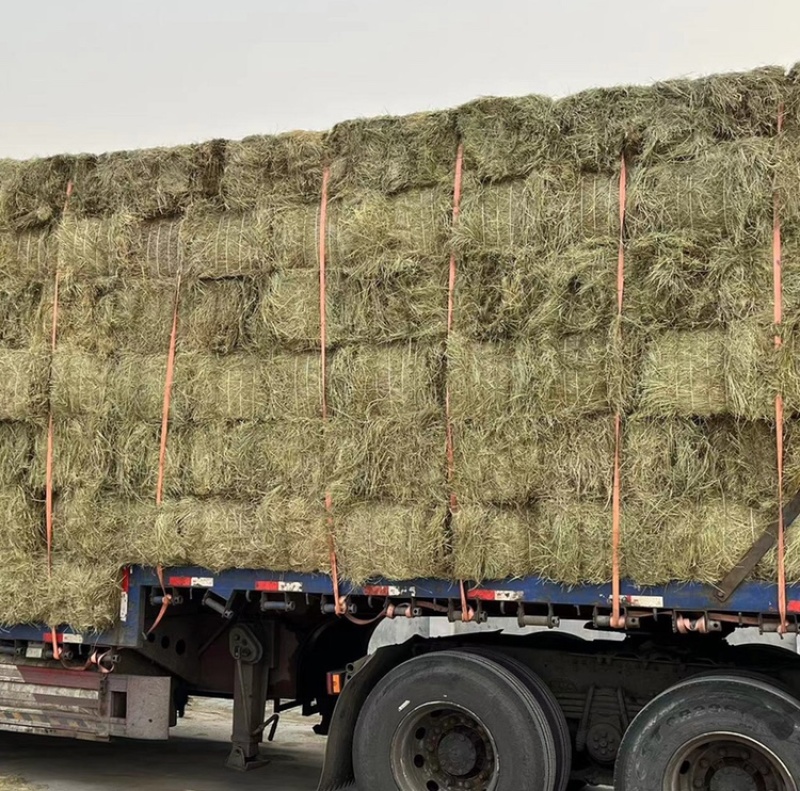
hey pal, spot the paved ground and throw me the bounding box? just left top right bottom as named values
left=0, top=699, right=325, bottom=791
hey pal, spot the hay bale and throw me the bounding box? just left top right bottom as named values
left=129, top=218, right=183, bottom=277
left=326, top=111, right=458, bottom=195
left=56, top=214, right=135, bottom=278
left=331, top=188, right=450, bottom=276
left=0, top=486, right=44, bottom=556
left=329, top=344, right=440, bottom=419
left=448, top=333, right=616, bottom=424
left=626, top=139, right=776, bottom=246
left=452, top=500, right=614, bottom=583
left=0, top=282, right=45, bottom=349
left=623, top=498, right=768, bottom=585
left=327, top=415, right=446, bottom=505
left=0, top=349, right=48, bottom=420
left=44, top=557, right=121, bottom=631
left=182, top=204, right=271, bottom=277
left=222, top=131, right=325, bottom=210
left=0, top=422, right=35, bottom=486
left=30, top=419, right=113, bottom=492
left=82, top=141, right=225, bottom=218
left=51, top=349, right=111, bottom=418
left=191, top=353, right=320, bottom=421
left=454, top=417, right=615, bottom=504
left=0, top=550, right=45, bottom=626
left=457, top=95, right=560, bottom=181
left=251, top=269, right=321, bottom=352
left=112, top=352, right=194, bottom=423
left=112, top=423, right=191, bottom=499
left=335, top=503, right=448, bottom=584
left=256, top=491, right=329, bottom=572
left=638, top=323, right=775, bottom=419
left=269, top=202, right=320, bottom=269
left=0, top=155, right=92, bottom=231
left=189, top=420, right=323, bottom=498
left=0, top=228, right=55, bottom=282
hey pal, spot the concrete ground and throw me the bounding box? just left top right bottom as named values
left=0, top=699, right=325, bottom=791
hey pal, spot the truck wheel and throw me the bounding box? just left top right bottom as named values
left=461, top=647, right=571, bottom=791
left=353, top=649, right=557, bottom=791
left=614, top=673, right=800, bottom=791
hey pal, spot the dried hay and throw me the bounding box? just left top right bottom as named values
left=222, top=131, right=325, bottom=210
left=44, top=557, right=121, bottom=631
left=0, top=228, right=55, bottom=282
left=112, top=352, right=193, bottom=423
left=0, top=486, right=43, bottom=556
left=0, top=350, right=48, bottom=420
left=334, top=503, right=448, bottom=584
left=326, top=111, right=458, bottom=195
left=0, top=422, right=35, bottom=486
left=0, top=550, right=45, bottom=626
left=0, top=776, right=43, bottom=791
left=56, top=213, right=135, bottom=278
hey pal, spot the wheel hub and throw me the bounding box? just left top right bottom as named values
left=667, top=733, right=797, bottom=791
left=391, top=704, right=498, bottom=791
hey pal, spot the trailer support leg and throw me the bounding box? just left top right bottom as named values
left=226, top=623, right=274, bottom=771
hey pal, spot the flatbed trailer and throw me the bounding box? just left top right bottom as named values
left=3, top=565, right=800, bottom=790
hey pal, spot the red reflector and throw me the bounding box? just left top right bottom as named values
left=788, top=600, right=800, bottom=614
left=121, top=566, right=131, bottom=594
left=363, top=585, right=389, bottom=597
left=168, top=576, right=192, bottom=587
left=256, top=581, right=280, bottom=592
left=43, top=632, right=63, bottom=644
left=467, top=589, right=495, bottom=601
left=326, top=671, right=345, bottom=696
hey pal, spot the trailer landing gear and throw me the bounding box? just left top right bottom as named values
left=226, top=623, right=275, bottom=771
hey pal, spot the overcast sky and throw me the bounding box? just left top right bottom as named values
left=1, top=0, right=798, bottom=159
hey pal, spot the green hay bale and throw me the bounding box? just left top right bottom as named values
left=82, top=141, right=225, bottom=218
left=56, top=213, right=135, bottom=278
left=448, top=332, right=617, bottom=424
left=44, top=557, right=121, bottom=631
left=335, top=503, right=448, bottom=584
left=191, top=353, right=320, bottom=421
left=456, top=94, right=560, bottom=181
left=112, top=352, right=194, bottom=423
left=452, top=500, right=614, bottom=583
left=0, top=349, right=48, bottom=420
left=0, top=550, right=45, bottom=626
left=269, top=202, right=320, bottom=269
left=256, top=491, right=329, bottom=573
left=335, top=268, right=448, bottom=345
left=329, top=343, right=440, bottom=419
left=327, top=415, right=446, bottom=505
left=625, top=236, right=772, bottom=330
left=182, top=204, right=271, bottom=277
left=251, top=269, right=321, bottom=352
left=0, top=282, right=45, bottom=349
left=30, top=419, right=112, bottom=492
left=189, top=420, right=323, bottom=498
left=38, top=278, right=111, bottom=354
left=330, top=188, right=451, bottom=276
left=638, top=323, right=775, bottom=419
left=0, top=422, right=35, bottom=486
left=129, top=218, right=183, bottom=277
left=222, top=131, right=326, bottom=210
left=0, top=155, right=92, bottom=231
left=112, top=423, right=191, bottom=499
left=326, top=111, right=458, bottom=195
left=0, top=486, right=44, bottom=556
left=454, top=170, right=618, bottom=263
left=0, top=228, right=55, bottom=282
left=454, top=417, right=615, bottom=504
left=623, top=498, right=768, bottom=585
left=626, top=139, right=776, bottom=246
left=50, top=349, right=111, bottom=418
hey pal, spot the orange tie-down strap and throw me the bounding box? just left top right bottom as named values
left=775, top=103, right=787, bottom=633
left=611, top=154, right=627, bottom=630
left=317, top=167, right=346, bottom=617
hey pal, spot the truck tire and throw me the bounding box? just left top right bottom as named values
left=461, top=647, right=571, bottom=791
left=614, top=673, right=800, bottom=791
left=353, top=649, right=557, bottom=791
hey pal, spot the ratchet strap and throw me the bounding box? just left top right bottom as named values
left=318, top=167, right=346, bottom=617
left=774, top=104, right=787, bottom=633
left=611, top=154, right=627, bottom=629
left=46, top=181, right=74, bottom=661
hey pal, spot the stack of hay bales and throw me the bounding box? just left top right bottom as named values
left=0, top=65, right=798, bottom=630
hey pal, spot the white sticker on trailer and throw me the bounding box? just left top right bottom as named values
left=61, top=634, right=85, bottom=645
left=494, top=591, right=524, bottom=601
left=624, top=595, right=664, bottom=608
left=191, top=577, right=215, bottom=588
left=388, top=586, right=416, bottom=597
left=278, top=581, right=303, bottom=593
left=119, top=591, right=129, bottom=622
